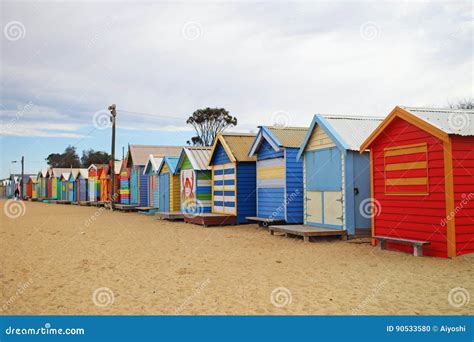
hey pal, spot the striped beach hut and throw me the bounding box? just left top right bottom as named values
left=119, top=161, right=130, bottom=204
left=68, top=170, right=80, bottom=202
left=87, top=164, right=105, bottom=202
left=248, top=126, right=308, bottom=224
left=59, top=172, right=71, bottom=201
left=176, top=147, right=213, bottom=216
left=111, top=161, right=122, bottom=203
left=360, top=106, right=474, bottom=257
left=298, top=114, right=383, bottom=237
left=157, top=156, right=181, bottom=213
left=48, top=168, right=69, bottom=200
left=37, top=169, right=48, bottom=199
left=144, top=155, right=163, bottom=209
left=207, top=133, right=257, bottom=224
left=126, top=145, right=183, bottom=207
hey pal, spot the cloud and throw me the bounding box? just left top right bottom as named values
left=0, top=0, right=472, bottom=140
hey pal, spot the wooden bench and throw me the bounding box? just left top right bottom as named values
left=374, top=236, right=430, bottom=257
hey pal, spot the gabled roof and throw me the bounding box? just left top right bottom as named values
left=208, top=133, right=257, bottom=166
left=37, top=169, right=48, bottom=178
left=50, top=168, right=71, bottom=178
left=177, top=146, right=212, bottom=171
left=77, top=168, right=89, bottom=179
left=298, top=114, right=384, bottom=159
left=60, top=172, right=70, bottom=181
left=87, top=163, right=108, bottom=172
left=127, top=145, right=183, bottom=166
left=28, top=175, right=38, bottom=183
left=143, top=154, right=164, bottom=175
left=114, top=161, right=122, bottom=175
left=157, top=156, right=180, bottom=175
left=360, top=106, right=474, bottom=151
left=249, top=126, right=308, bottom=156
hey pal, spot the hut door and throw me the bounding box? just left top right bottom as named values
left=305, top=148, right=343, bottom=229
left=131, top=168, right=139, bottom=204
left=153, top=175, right=160, bottom=208
left=212, top=163, right=236, bottom=215
left=160, top=173, right=170, bottom=212
left=89, top=179, right=95, bottom=201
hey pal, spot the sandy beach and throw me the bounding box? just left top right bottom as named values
left=1, top=199, right=472, bottom=315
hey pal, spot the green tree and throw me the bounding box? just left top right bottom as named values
left=45, top=145, right=81, bottom=168
left=186, top=107, right=237, bottom=146
left=81, top=149, right=111, bottom=167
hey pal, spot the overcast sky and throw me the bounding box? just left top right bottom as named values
left=1, top=0, right=472, bottom=177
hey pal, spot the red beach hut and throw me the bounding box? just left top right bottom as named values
left=360, top=106, right=474, bottom=258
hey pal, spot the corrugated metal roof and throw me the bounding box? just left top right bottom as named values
left=401, top=106, right=474, bottom=136
left=221, top=133, right=257, bottom=162
left=128, top=145, right=183, bottom=166
left=114, top=161, right=122, bottom=175
left=61, top=172, right=70, bottom=180
left=143, top=155, right=163, bottom=175
left=29, top=176, right=38, bottom=183
left=183, top=147, right=212, bottom=170
left=266, top=126, right=308, bottom=147
left=320, top=115, right=384, bottom=151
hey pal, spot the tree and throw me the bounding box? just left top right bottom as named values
left=45, top=145, right=81, bottom=168
left=186, top=107, right=237, bottom=146
left=448, top=98, right=474, bottom=110
left=81, top=149, right=111, bottom=167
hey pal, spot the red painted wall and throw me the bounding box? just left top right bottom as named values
left=27, top=180, right=32, bottom=198
left=371, top=117, right=448, bottom=257
left=451, top=135, right=474, bottom=256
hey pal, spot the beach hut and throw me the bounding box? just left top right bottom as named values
left=126, top=145, right=182, bottom=207
left=48, top=168, right=69, bottom=200
left=67, top=170, right=79, bottom=202
left=248, top=126, right=308, bottom=225
left=360, top=106, right=474, bottom=257
left=76, top=169, right=89, bottom=203
left=156, top=156, right=181, bottom=214
left=111, top=160, right=122, bottom=203
left=99, top=165, right=110, bottom=202
left=87, top=164, right=104, bottom=202
left=119, top=161, right=130, bottom=204
left=175, top=147, right=213, bottom=219
left=26, top=176, right=38, bottom=200
left=144, top=155, right=163, bottom=209
left=37, top=169, right=48, bottom=199
left=59, top=173, right=70, bottom=201
left=293, top=114, right=383, bottom=240
left=207, top=133, right=257, bottom=224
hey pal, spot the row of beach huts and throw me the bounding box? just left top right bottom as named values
left=2, top=106, right=473, bottom=258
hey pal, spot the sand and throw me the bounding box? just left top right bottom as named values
left=1, top=199, right=472, bottom=315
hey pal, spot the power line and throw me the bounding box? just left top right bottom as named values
left=118, top=109, right=185, bottom=121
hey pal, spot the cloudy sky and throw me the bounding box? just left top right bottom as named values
left=1, top=0, right=472, bottom=177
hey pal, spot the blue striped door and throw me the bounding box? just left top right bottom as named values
left=159, top=173, right=170, bottom=212
left=153, top=175, right=159, bottom=208
left=212, top=163, right=236, bottom=215
left=131, top=168, right=138, bottom=204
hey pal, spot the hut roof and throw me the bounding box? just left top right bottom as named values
left=208, top=133, right=257, bottom=165
left=249, top=126, right=308, bottom=156
left=50, top=168, right=71, bottom=178
left=298, top=114, right=384, bottom=159
left=127, top=145, right=183, bottom=166
left=177, top=146, right=212, bottom=171
left=360, top=106, right=474, bottom=151
left=143, top=155, right=163, bottom=175
left=157, top=156, right=180, bottom=175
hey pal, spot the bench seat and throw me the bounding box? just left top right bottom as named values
left=374, top=235, right=430, bottom=257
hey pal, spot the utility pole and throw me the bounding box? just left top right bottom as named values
left=20, top=156, right=24, bottom=199
left=108, top=104, right=117, bottom=211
